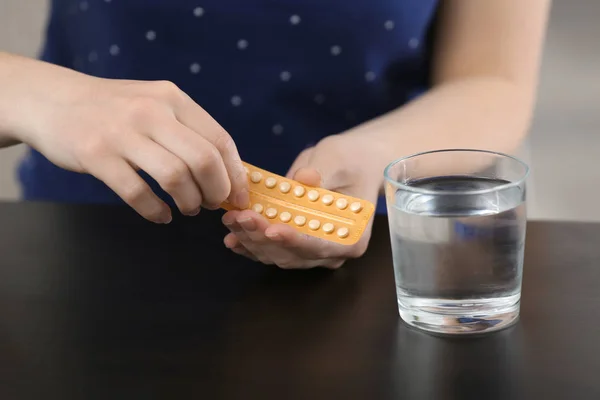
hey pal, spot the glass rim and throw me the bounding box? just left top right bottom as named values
left=383, top=148, right=530, bottom=196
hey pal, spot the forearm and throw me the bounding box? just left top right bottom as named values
left=0, top=51, right=89, bottom=149
left=341, top=76, right=534, bottom=188
left=0, top=52, right=32, bottom=148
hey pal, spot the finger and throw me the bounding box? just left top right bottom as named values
left=123, top=136, right=203, bottom=216
left=221, top=210, right=241, bottom=227
left=222, top=210, right=249, bottom=240
left=174, top=95, right=249, bottom=209
left=148, top=120, right=231, bottom=209
left=222, top=211, right=258, bottom=245
left=224, top=233, right=259, bottom=261
left=293, top=167, right=322, bottom=187
left=85, top=156, right=172, bottom=224
left=230, top=245, right=259, bottom=261
left=264, top=223, right=348, bottom=259
left=223, top=218, right=250, bottom=242
left=285, top=147, right=314, bottom=180
left=226, top=210, right=292, bottom=265
left=235, top=210, right=271, bottom=244
left=223, top=231, right=240, bottom=249
left=290, top=140, right=355, bottom=191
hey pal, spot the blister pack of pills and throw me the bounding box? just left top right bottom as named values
left=221, top=162, right=375, bottom=245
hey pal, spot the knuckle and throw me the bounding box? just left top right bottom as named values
left=212, top=130, right=235, bottom=154
left=121, top=181, right=149, bottom=205
left=126, top=96, right=161, bottom=124
left=159, top=160, right=189, bottom=190
left=152, top=80, right=183, bottom=103
left=192, top=147, right=220, bottom=174
left=297, top=148, right=313, bottom=160
left=317, top=134, right=344, bottom=156
left=76, top=135, right=110, bottom=162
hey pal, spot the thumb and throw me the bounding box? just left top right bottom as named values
left=291, top=148, right=344, bottom=190
left=292, top=167, right=323, bottom=188
left=287, top=147, right=328, bottom=188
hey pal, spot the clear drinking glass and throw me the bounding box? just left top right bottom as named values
left=384, top=149, right=529, bottom=335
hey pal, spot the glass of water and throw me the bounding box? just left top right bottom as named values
left=384, top=149, right=529, bottom=335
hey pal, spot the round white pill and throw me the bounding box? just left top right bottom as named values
left=337, top=227, right=349, bottom=238
left=250, top=171, right=262, bottom=183
left=293, top=186, right=305, bottom=197
left=307, top=190, right=320, bottom=201
left=335, top=198, right=348, bottom=210
left=322, top=194, right=334, bottom=205
left=265, top=177, right=277, bottom=188
left=322, top=223, right=334, bottom=234
left=294, top=215, right=306, bottom=226
left=279, top=182, right=291, bottom=193
left=308, top=219, right=321, bottom=230
left=265, top=208, right=278, bottom=219
left=279, top=211, right=292, bottom=223
left=252, top=203, right=264, bottom=214
left=350, top=202, right=363, bottom=213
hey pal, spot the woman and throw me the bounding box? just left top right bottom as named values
left=0, top=0, right=549, bottom=269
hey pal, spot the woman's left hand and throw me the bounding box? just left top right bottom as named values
left=221, top=135, right=381, bottom=269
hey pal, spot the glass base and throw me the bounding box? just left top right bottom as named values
left=398, top=294, right=520, bottom=335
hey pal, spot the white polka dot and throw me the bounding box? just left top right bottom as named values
left=79, top=1, right=89, bottom=11
left=109, top=45, right=120, bottom=56
left=330, top=45, right=342, bottom=56
left=104, top=0, right=111, bottom=3
left=365, top=71, right=376, bottom=82
left=272, top=124, right=284, bottom=135
left=237, top=39, right=249, bottom=50
left=193, top=7, right=204, bottom=17
left=190, top=63, right=201, bottom=74
left=231, top=96, right=242, bottom=107
left=290, top=15, right=301, bottom=25
left=280, top=71, right=291, bottom=82
left=146, top=31, right=157, bottom=41
left=314, top=94, right=325, bottom=104
left=88, top=51, right=98, bottom=63
left=409, top=38, right=420, bottom=49
left=384, top=20, right=395, bottom=30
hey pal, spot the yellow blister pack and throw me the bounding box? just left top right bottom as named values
left=221, top=162, right=375, bottom=245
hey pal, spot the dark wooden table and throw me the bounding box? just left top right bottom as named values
left=1, top=201, right=599, bottom=399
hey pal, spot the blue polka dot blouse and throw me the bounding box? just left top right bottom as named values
left=18, top=0, right=440, bottom=214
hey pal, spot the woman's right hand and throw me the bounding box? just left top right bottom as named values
left=3, top=55, right=249, bottom=224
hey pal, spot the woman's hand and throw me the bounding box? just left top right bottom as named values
left=3, top=54, right=248, bottom=223
left=221, top=135, right=381, bottom=269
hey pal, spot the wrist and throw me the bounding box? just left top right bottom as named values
left=0, top=52, right=89, bottom=147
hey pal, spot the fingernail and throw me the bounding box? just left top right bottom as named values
left=187, top=207, right=201, bottom=216
left=161, top=214, right=172, bottom=224
left=235, top=189, right=250, bottom=209
left=266, top=232, right=281, bottom=241
left=238, top=217, right=256, bottom=231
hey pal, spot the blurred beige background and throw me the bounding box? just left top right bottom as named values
left=0, top=0, right=48, bottom=202
left=1, top=1, right=599, bottom=221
